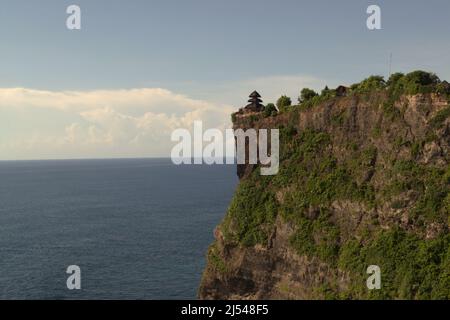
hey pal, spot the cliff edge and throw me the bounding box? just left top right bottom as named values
left=199, top=72, right=450, bottom=299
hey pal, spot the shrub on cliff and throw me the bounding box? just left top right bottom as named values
left=387, top=71, right=441, bottom=97
left=297, top=87, right=334, bottom=110
left=276, top=95, right=292, bottom=112
left=351, top=75, right=386, bottom=94
left=387, top=72, right=405, bottom=86
left=263, top=103, right=278, bottom=117
left=321, top=85, right=335, bottom=98
left=402, top=71, right=440, bottom=94
left=298, top=88, right=318, bottom=103
left=348, top=71, right=443, bottom=100
left=403, top=70, right=440, bottom=87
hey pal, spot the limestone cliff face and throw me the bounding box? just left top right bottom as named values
left=199, top=90, right=450, bottom=300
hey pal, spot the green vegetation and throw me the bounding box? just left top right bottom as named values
left=382, top=160, right=449, bottom=222
left=347, top=71, right=448, bottom=121
left=347, top=70, right=448, bottom=101
left=263, top=103, right=278, bottom=117
left=330, top=110, right=346, bottom=126
left=207, top=243, right=228, bottom=274
left=265, top=71, right=450, bottom=117
left=224, top=129, right=378, bottom=256
left=222, top=173, right=277, bottom=246
left=274, top=86, right=337, bottom=112
left=276, top=95, right=292, bottom=112
left=289, top=208, right=340, bottom=265
left=321, top=85, right=332, bottom=96
left=338, top=229, right=450, bottom=299
left=396, top=71, right=440, bottom=95
left=298, top=88, right=318, bottom=103
left=381, top=100, right=401, bottom=120
left=430, top=106, right=450, bottom=129
left=350, top=75, right=386, bottom=94
left=411, top=141, right=421, bottom=158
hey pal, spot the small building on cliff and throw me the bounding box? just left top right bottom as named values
left=233, top=91, right=265, bottom=121
left=245, top=91, right=264, bottom=112
left=335, top=85, right=349, bottom=97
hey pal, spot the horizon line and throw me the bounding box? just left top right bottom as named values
left=0, top=156, right=238, bottom=162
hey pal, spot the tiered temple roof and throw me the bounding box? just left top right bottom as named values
left=244, top=91, right=264, bottom=112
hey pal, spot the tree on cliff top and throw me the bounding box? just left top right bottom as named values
left=298, top=88, right=318, bottom=104
left=276, top=95, right=292, bottom=112
left=351, top=75, right=386, bottom=93
left=263, top=103, right=278, bottom=117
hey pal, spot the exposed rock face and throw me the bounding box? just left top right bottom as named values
left=199, top=91, right=450, bottom=300
left=201, top=217, right=351, bottom=299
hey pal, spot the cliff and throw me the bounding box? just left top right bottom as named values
left=199, top=72, right=450, bottom=299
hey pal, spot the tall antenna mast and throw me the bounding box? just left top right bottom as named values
left=388, top=52, right=392, bottom=78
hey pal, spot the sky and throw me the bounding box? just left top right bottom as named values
left=1, top=0, right=450, bottom=160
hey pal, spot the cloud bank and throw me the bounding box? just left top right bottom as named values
left=0, top=88, right=234, bottom=160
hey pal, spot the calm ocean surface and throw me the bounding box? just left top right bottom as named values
left=0, top=158, right=237, bottom=299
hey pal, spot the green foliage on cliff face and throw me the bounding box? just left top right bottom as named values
left=382, top=160, right=449, bottom=223
left=220, top=116, right=449, bottom=298
left=224, top=129, right=378, bottom=259
left=276, top=130, right=376, bottom=211
left=381, top=100, right=402, bottom=120
left=274, top=130, right=378, bottom=265
left=289, top=209, right=340, bottom=264
left=430, top=106, right=450, bottom=129
left=338, top=229, right=450, bottom=299
left=207, top=243, right=228, bottom=274
left=222, top=174, right=277, bottom=246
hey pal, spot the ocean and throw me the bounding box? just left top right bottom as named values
left=0, top=158, right=238, bottom=299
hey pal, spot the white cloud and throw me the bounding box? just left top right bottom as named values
left=0, top=87, right=234, bottom=160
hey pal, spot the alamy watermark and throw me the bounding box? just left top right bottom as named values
left=66, top=265, right=81, bottom=290
left=171, top=121, right=279, bottom=175
left=64, top=4, right=380, bottom=32
left=366, top=265, right=381, bottom=290
left=367, top=5, right=381, bottom=30
left=66, top=5, right=81, bottom=30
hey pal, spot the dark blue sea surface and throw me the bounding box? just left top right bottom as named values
left=0, top=158, right=237, bottom=299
